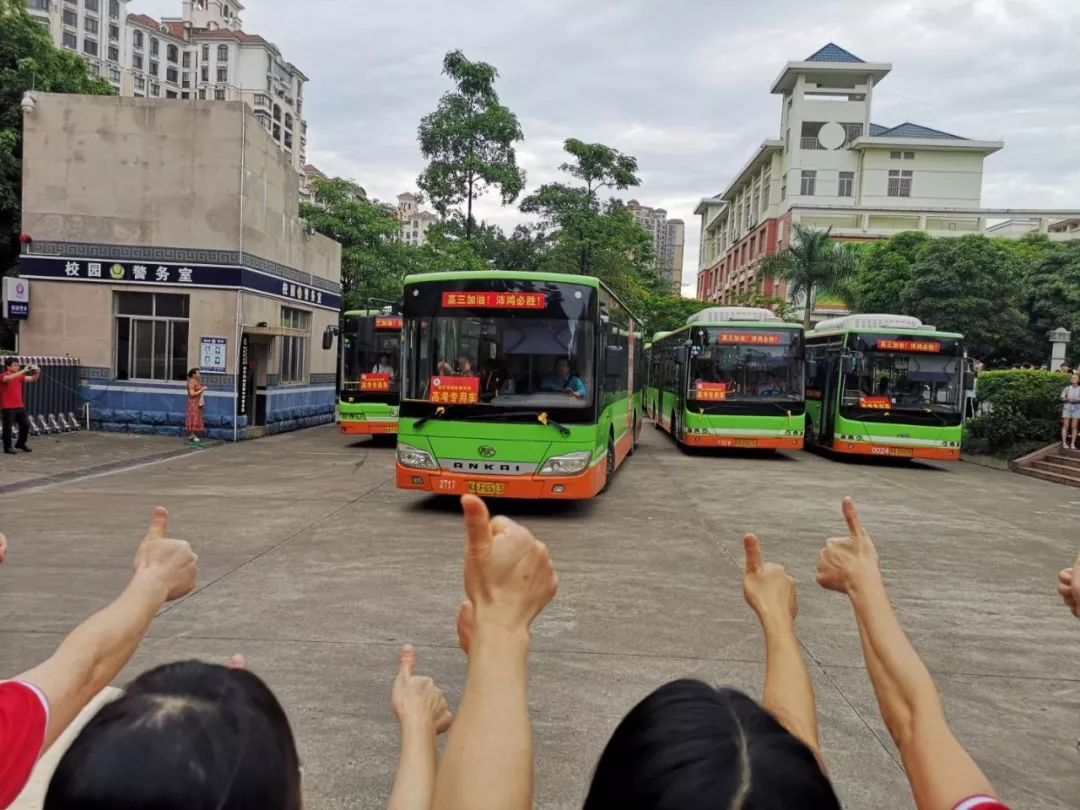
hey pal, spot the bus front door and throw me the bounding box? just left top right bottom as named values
left=820, top=354, right=839, bottom=447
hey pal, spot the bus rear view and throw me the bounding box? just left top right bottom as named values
left=806, top=314, right=965, bottom=460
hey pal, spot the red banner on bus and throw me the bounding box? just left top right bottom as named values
left=718, top=333, right=783, bottom=346
left=375, top=317, right=402, bottom=330
left=695, top=382, right=728, bottom=402
left=360, top=373, right=391, bottom=392
left=441, top=292, right=548, bottom=310
left=877, top=339, right=941, bottom=353
left=429, top=376, right=480, bottom=404
left=859, top=396, right=891, bottom=410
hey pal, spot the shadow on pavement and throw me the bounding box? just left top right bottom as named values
left=345, top=436, right=397, bottom=450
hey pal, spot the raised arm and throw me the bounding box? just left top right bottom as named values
left=742, top=534, right=823, bottom=762
left=431, top=495, right=557, bottom=810
left=817, top=498, right=999, bottom=809
left=14, top=507, right=197, bottom=750
left=388, top=644, right=453, bottom=810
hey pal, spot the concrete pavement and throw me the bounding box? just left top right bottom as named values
left=2, top=425, right=1079, bottom=809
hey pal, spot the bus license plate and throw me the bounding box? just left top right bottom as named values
left=467, top=481, right=505, bottom=496
left=888, top=447, right=914, bottom=457
left=735, top=439, right=758, bottom=448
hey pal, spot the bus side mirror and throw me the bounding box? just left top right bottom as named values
left=675, top=347, right=688, bottom=365
left=322, top=326, right=336, bottom=351
left=843, top=354, right=858, bottom=374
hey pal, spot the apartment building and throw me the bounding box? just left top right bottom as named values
left=300, top=164, right=327, bottom=205
left=397, top=193, right=439, bottom=246
left=694, top=43, right=1080, bottom=308
left=27, top=0, right=309, bottom=176
left=627, top=200, right=685, bottom=289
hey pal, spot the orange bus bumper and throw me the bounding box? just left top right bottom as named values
left=684, top=435, right=803, bottom=450
left=831, top=440, right=959, bottom=461
left=396, top=461, right=605, bottom=500
left=341, top=421, right=398, bottom=436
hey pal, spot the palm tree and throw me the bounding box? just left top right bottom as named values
left=759, top=225, right=859, bottom=329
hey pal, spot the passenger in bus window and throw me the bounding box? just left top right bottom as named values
left=438, top=356, right=475, bottom=376
left=541, top=357, right=586, bottom=399
left=372, top=353, right=396, bottom=377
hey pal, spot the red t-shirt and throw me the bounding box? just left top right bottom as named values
left=0, top=374, right=24, bottom=410
left=953, top=797, right=1010, bottom=810
left=0, top=681, right=49, bottom=809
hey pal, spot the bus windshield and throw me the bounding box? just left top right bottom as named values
left=342, top=315, right=401, bottom=395
left=688, top=327, right=803, bottom=402
left=843, top=334, right=963, bottom=412
left=402, top=282, right=597, bottom=412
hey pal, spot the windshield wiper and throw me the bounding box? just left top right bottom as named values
left=413, top=406, right=446, bottom=430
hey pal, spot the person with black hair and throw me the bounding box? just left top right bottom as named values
left=582, top=534, right=838, bottom=809
left=44, top=659, right=301, bottom=810
left=0, top=508, right=196, bottom=809
left=1, top=357, right=39, bottom=454
left=185, top=368, right=208, bottom=443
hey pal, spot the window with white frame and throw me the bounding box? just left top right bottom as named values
left=62, top=31, right=77, bottom=49
left=132, top=53, right=143, bottom=70
left=82, top=38, right=98, bottom=56
left=800, top=170, right=816, bottom=196
left=887, top=169, right=913, bottom=197
left=150, top=37, right=159, bottom=56
left=903, top=151, right=915, bottom=160
left=108, top=0, right=119, bottom=18
left=84, top=0, right=98, bottom=11
left=133, top=29, right=143, bottom=49
left=214, top=86, right=226, bottom=100
left=167, top=44, right=178, bottom=63
left=62, top=8, right=76, bottom=26
left=201, top=43, right=209, bottom=61
left=216, top=66, right=227, bottom=82
left=108, top=23, right=118, bottom=41
left=838, top=171, right=854, bottom=197
left=890, top=150, right=902, bottom=159
left=114, top=292, right=189, bottom=381
left=84, top=16, right=98, bottom=34
left=217, top=44, right=228, bottom=61
left=280, top=307, right=310, bottom=383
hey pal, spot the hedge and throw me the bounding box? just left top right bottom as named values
left=964, top=370, right=1070, bottom=459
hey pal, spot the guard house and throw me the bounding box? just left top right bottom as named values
left=17, top=93, right=342, bottom=439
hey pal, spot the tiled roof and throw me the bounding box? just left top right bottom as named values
left=127, top=13, right=161, bottom=29
left=303, top=164, right=326, bottom=177
left=164, top=21, right=188, bottom=40
left=805, top=43, right=864, bottom=63
left=873, top=122, right=966, bottom=140
left=869, top=123, right=889, bottom=136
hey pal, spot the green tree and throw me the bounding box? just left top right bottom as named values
left=901, top=235, right=1028, bottom=364
left=1019, top=242, right=1080, bottom=366
left=558, top=138, right=639, bottom=198
left=300, top=178, right=412, bottom=307
left=417, top=50, right=526, bottom=240
left=641, top=295, right=712, bottom=334
left=729, top=290, right=793, bottom=321
left=758, top=225, right=857, bottom=328
left=849, top=230, right=931, bottom=313
left=0, top=0, right=113, bottom=272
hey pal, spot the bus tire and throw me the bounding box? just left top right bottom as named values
left=600, top=434, right=616, bottom=493
left=671, top=410, right=680, bottom=444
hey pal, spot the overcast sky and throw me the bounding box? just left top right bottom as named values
left=141, top=0, right=1080, bottom=295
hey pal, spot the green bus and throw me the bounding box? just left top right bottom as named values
left=395, top=271, right=644, bottom=499
left=648, top=307, right=805, bottom=451
left=333, top=309, right=402, bottom=437
left=804, top=314, right=965, bottom=461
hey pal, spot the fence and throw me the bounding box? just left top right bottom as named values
left=7, top=356, right=84, bottom=435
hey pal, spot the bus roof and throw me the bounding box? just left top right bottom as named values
left=404, top=270, right=601, bottom=289
left=809, top=313, right=962, bottom=340
left=343, top=309, right=386, bottom=317
left=651, top=320, right=803, bottom=343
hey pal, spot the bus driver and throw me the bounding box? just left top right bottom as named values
left=542, top=357, right=587, bottom=400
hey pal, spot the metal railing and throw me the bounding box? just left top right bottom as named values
left=8, top=356, right=85, bottom=434
left=800, top=138, right=824, bottom=150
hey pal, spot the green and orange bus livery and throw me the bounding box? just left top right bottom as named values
left=334, top=309, right=402, bottom=436
left=396, top=271, right=643, bottom=499
left=805, top=314, right=966, bottom=461
left=648, top=307, right=805, bottom=451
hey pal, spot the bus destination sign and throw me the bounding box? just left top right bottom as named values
left=877, top=339, right=941, bottom=353
left=442, top=292, right=548, bottom=310
left=859, top=396, right=891, bottom=410
left=375, top=317, right=403, bottom=330
left=429, top=376, right=480, bottom=404
left=718, top=333, right=782, bottom=346
left=360, top=373, right=392, bottom=392
left=695, top=382, right=728, bottom=401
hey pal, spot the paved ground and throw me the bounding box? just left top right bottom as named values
left=3, top=424, right=1079, bottom=809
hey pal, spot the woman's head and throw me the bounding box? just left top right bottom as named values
left=187, top=368, right=200, bottom=380
left=1072, top=373, right=1079, bottom=386
left=379, top=353, right=390, bottom=365
left=46, top=660, right=301, bottom=810
left=584, top=680, right=839, bottom=810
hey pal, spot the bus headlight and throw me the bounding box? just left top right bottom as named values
left=397, top=443, right=437, bottom=471
left=539, top=451, right=592, bottom=476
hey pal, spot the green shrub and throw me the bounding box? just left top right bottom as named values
left=965, top=370, right=1069, bottom=458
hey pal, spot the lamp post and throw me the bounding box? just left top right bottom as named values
left=1048, top=327, right=1071, bottom=370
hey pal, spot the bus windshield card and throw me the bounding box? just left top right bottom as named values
left=876, top=339, right=941, bottom=353
left=375, top=317, right=403, bottom=330
left=442, top=292, right=548, bottom=310
left=360, top=373, right=392, bottom=392
left=695, top=382, right=728, bottom=401
left=718, top=333, right=782, bottom=346
left=430, top=376, right=480, bottom=404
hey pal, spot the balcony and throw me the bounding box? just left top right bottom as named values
left=253, top=93, right=271, bottom=111
left=800, top=137, right=824, bottom=150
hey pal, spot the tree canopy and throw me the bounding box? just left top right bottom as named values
left=416, top=50, right=526, bottom=239
left=758, top=225, right=858, bottom=328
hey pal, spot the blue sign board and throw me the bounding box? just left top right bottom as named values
left=7, top=302, right=28, bottom=320
left=18, top=256, right=341, bottom=312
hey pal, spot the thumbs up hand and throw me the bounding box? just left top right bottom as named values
left=392, top=644, right=453, bottom=734
left=132, top=507, right=198, bottom=602
left=460, top=495, right=557, bottom=638
left=817, top=498, right=882, bottom=594
left=1057, top=553, right=1080, bottom=619
left=742, top=534, right=798, bottom=624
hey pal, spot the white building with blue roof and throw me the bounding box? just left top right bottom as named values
left=694, top=44, right=1079, bottom=306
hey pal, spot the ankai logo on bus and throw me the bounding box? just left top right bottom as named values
left=441, top=292, right=548, bottom=309
left=876, top=339, right=941, bottom=353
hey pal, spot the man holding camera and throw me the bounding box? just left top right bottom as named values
left=1, top=358, right=39, bottom=454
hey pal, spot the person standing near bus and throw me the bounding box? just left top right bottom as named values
left=1061, top=373, right=1080, bottom=450
left=1, top=357, right=40, bottom=454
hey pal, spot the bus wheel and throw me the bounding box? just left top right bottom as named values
left=600, top=434, right=616, bottom=493
left=671, top=410, right=680, bottom=444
